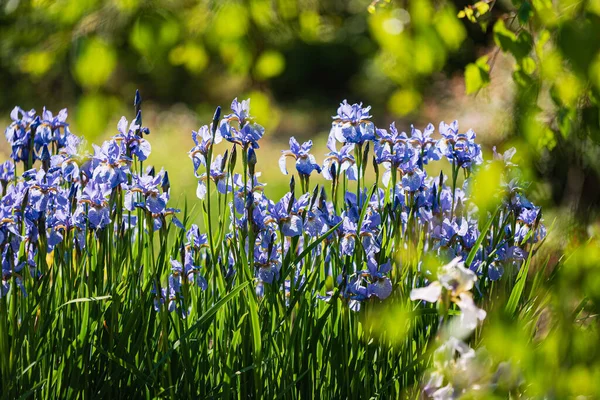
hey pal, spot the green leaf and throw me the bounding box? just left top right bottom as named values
left=152, top=281, right=249, bottom=373
left=59, top=295, right=112, bottom=309
left=518, top=1, right=532, bottom=24
left=465, top=56, right=490, bottom=94
left=493, top=20, right=533, bottom=60
left=291, top=220, right=342, bottom=267
left=466, top=207, right=499, bottom=267
left=74, top=37, right=117, bottom=88
left=505, top=246, right=534, bottom=315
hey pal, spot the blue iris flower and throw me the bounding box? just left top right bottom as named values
left=322, top=134, right=357, bottom=180
left=115, top=116, right=152, bottom=161
left=219, top=98, right=264, bottom=149
left=331, top=100, right=375, bottom=145
left=196, top=154, right=231, bottom=200
left=189, top=124, right=222, bottom=176
left=270, top=193, right=303, bottom=237
left=91, top=140, right=131, bottom=189
left=279, top=137, right=322, bottom=177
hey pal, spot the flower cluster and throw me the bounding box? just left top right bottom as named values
left=0, top=92, right=200, bottom=303
left=187, top=98, right=546, bottom=312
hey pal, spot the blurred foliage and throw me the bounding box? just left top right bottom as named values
left=460, top=0, right=600, bottom=218
left=0, top=0, right=478, bottom=141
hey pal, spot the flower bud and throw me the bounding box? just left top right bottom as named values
left=372, top=155, right=378, bottom=176
left=212, top=106, right=221, bottom=136
left=362, top=142, right=370, bottom=170
left=319, top=185, right=327, bottom=210
left=161, top=171, right=170, bottom=193
left=41, top=144, right=51, bottom=171
left=289, top=175, right=295, bottom=195
left=134, top=89, right=142, bottom=114
left=309, top=184, right=319, bottom=210
left=221, top=150, right=229, bottom=171
left=229, top=145, right=237, bottom=171
left=248, top=147, right=257, bottom=176
left=134, top=110, right=142, bottom=127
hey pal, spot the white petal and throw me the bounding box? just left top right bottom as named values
left=279, top=154, right=289, bottom=175
left=196, top=180, right=207, bottom=200
left=410, top=281, right=442, bottom=303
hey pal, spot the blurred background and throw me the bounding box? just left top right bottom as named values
left=2, top=1, right=600, bottom=395
left=1, top=0, right=600, bottom=228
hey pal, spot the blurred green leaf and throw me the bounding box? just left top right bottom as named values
left=254, top=50, right=285, bottom=80
left=169, top=42, right=209, bottom=74
left=388, top=88, right=421, bottom=115
left=465, top=56, right=490, bottom=94
left=74, top=37, right=117, bottom=89
left=493, top=20, right=533, bottom=60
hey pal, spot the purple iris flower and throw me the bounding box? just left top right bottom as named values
left=374, top=122, right=408, bottom=161
left=432, top=217, right=469, bottom=248
left=331, top=100, right=375, bottom=145
left=189, top=124, right=222, bottom=176
left=270, top=193, right=303, bottom=237
left=169, top=254, right=208, bottom=291
left=232, top=173, right=265, bottom=214
left=401, top=167, right=425, bottom=193
left=219, top=98, right=264, bottom=149
left=75, top=180, right=112, bottom=229
left=46, top=196, right=83, bottom=251
left=226, top=98, right=251, bottom=126
left=91, top=140, right=131, bottom=189
left=340, top=216, right=358, bottom=256
left=279, top=137, right=322, bottom=177
left=151, top=285, right=181, bottom=315
left=4, top=107, right=38, bottom=162
left=304, top=209, right=327, bottom=237
left=410, top=123, right=441, bottom=165
left=1, top=249, right=27, bottom=297
left=186, top=224, right=209, bottom=249
left=196, top=154, right=231, bottom=200
left=364, top=257, right=393, bottom=300
left=28, top=168, right=62, bottom=212
left=332, top=100, right=372, bottom=124
left=322, top=134, right=357, bottom=180
left=125, top=170, right=169, bottom=214
left=438, top=121, right=482, bottom=169
left=36, top=107, right=70, bottom=151
left=0, top=161, right=15, bottom=184
left=114, top=116, right=152, bottom=161
left=254, top=236, right=281, bottom=284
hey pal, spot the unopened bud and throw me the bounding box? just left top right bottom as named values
left=248, top=147, right=257, bottom=176
left=212, top=106, right=221, bottom=136
left=41, top=144, right=51, bottom=171
left=134, top=90, right=142, bottom=110
left=161, top=171, right=170, bottom=192
left=319, top=185, right=327, bottom=209
left=221, top=150, right=229, bottom=171
left=362, top=142, right=370, bottom=170
left=229, top=145, right=237, bottom=171
left=372, top=155, right=378, bottom=176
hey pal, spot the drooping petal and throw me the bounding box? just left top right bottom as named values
left=196, top=180, right=207, bottom=200
left=410, top=281, right=442, bottom=303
